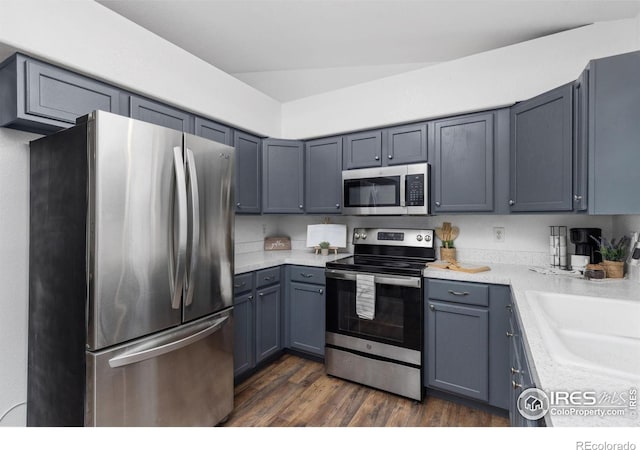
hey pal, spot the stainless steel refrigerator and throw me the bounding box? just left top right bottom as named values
left=27, top=110, right=235, bottom=426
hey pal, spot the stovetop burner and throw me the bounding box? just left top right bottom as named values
left=326, top=255, right=432, bottom=276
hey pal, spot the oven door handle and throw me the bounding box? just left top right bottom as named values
left=325, top=269, right=421, bottom=288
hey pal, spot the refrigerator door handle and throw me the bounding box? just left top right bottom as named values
left=170, top=146, right=188, bottom=310
left=184, top=148, right=200, bottom=307
left=108, top=314, right=230, bottom=368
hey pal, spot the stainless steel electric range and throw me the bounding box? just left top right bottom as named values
left=324, top=228, right=435, bottom=401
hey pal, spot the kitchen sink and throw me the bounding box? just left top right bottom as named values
left=525, top=290, right=640, bottom=382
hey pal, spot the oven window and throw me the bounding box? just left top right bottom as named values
left=326, top=278, right=421, bottom=350
left=344, top=176, right=400, bottom=208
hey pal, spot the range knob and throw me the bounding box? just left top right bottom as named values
left=354, top=232, right=361, bottom=240
left=361, top=233, right=367, bottom=240
left=424, top=235, right=432, bottom=242
left=416, top=235, right=423, bottom=241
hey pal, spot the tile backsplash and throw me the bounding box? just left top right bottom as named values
left=236, top=213, right=623, bottom=267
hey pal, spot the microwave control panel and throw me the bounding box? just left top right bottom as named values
left=406, top=174, right=425, bottom=206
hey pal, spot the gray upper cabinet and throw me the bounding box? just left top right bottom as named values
left=587, top=50, right=640, bottom=215
left=343, top=130, right=382, bottom=169
left=0, top=53, right=125, bottom=134
left=383, top=123, right=428, bottom=165
left=194, top=117, right=233, bottom=145
left=262, top=139, right=305, bottom=214
left=573, top=70, right=589, bottom=212
left=129, top=95, right=194, bottom=133
left=509, top=84, right=573, bottom=212
left=433, top=112, right=495, bottom=212
left=305, top=136, right=343, bottom=213
left=234, top=131, right=262, bottom=214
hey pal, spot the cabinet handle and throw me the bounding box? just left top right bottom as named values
left=234, top=282, right=246, bottom=288
left=248, top=295, right=254, bottom=300
left=335, top=203, right=340, bottom=208
left=511, top=367, right=521, bottom=375
left=300, top=273, right=313, bottom=278
left=264, top=276, right=274, bottom=281
left=447, top=290, right=469, bottom=296
left=506, top=331, right=514, bottom=337
left=388, top=155, right=393, bottom=159
left=505, top=304, right=512, bottom=311
left=236, top=202, right=241, bottom=207
left=509, top=200, right=515, bottom=206
left=374, top=155, right=380, bottom=161
left=299, top=204, right=304, bottom=209
left=512, top=380, right=522, bottom=390
left=259, top=292, right=264, bottom=297
left=435, top=201, right=441, bottom=207
left=574, top=194, right=583, bottom=201
left=429, top=304, right=435, bottom=311
left=318, top=289, right=324, bottom=294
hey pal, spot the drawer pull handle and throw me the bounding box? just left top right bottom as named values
left=505, top=304, right=512, bottom=311
left=234, top=282, right=246, bottom=288
left=512, top=380, right=522, bottom=390
left=248, top=295, right=254, bottom=300
left=429, top=304, right=435, bottom=311
left=447, top=290, right=469, bottom=296
left=318, top=289, right=324, bottom=294
left=259, top=293, right=264, bottom=297
left=264, top=276, right=274, bottom=281
left=300, top=273, right=313, bottom=278
left=506, top=331, right=514, bottom=338
left=510, top=367, right=520, bottom=375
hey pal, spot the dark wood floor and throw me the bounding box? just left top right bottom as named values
left=225, top=354, right=510, bottom=427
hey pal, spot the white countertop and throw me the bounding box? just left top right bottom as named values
left=234, top=249, right=350, bottom=274
left=424, top=262, right=640, bottom=427
left=234, top=252, right=639, bottom=426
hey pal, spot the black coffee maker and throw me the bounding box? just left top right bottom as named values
left=570, top=228, right=602, bottom=264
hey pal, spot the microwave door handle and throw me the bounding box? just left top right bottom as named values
left=184, top=148, right=200, bottom=307
left=400, top=174, right=406, bottom=207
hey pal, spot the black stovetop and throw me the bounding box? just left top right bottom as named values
left=326, top=254, right=433, bottom=277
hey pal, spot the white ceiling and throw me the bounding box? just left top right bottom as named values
left=97, top=0, right=640, bottom=102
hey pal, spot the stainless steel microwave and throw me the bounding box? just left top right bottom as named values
left=342, top=163, right=430, bottom=215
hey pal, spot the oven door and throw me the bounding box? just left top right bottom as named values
left=325, top=269, right=422, bottom=351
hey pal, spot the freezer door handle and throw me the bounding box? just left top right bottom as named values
left=108, top=314, right=230, bottom=368
left=184, top=148, right=200, bottom=307
left=170, top=146, right=188, bottom=310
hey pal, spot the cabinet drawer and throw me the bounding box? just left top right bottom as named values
left=256, top=267, right=280, bottom=288
left=428, top=280, right=489, bottom=306
left=288, top=266, right=326, bottom=285
left=233, top=273, right=254, bottom=294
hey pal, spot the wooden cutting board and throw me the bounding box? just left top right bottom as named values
left=426, top=262, right=491, bottom=273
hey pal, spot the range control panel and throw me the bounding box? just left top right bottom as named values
left=353, top=228, right=434, bottom=248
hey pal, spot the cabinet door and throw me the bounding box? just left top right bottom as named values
left=305, top=137, right=343, bottom=213
left=194, top=117, right=233, bottom=145
left=509, top=84, right=573, bottom=212
left=233, top=293, right=255, bottom=378
left=130, top=96, right=193, bottom=133
left=427, top=300, right=489, bottom=401
left=384, top=123, right=428, bottom=165
left=234, top=131, right=261, bottom=214
left=433, top=112, right=494, bottom=212
left=255, top=284, right=281, bottom=364
left=288, top=282, right=325, bottom=357
left=262, top=139, right=304, bottom=214
left=344, top=130, right=382, bottom=169
left=488, top=285, right=510, bottom=410
left=573, top=70, right=589, bottom=212
left=588, top=50, right=640, bottom=214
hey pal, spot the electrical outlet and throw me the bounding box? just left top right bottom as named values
left=493, top=227, right=505, bottom=242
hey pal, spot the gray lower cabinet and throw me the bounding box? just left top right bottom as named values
left=194, top=116, right=233, bottom=145
left=285, top=265, right=326, bottom=357
left=586, top=50, right=640, bottom=214
left=234, top=131, right=262, bottom=214
left=262, top=139, right=305, bottom=213
left=425, top=279, right=510, bottom=409
left=343, top=130, right=382, bottom=169
left=508, top=301, right=543, bottom=427
left=433, top=111, right=509, bottom=213
left=0, top=53, right=125, bottom=133
left=509, top=84, right=573, bottom=212
left=305, top=136, right=343, bottom=213
left=233, top=269, right=282, bottom=379
left=129, top=95, right=194, bottom=133
left=383, top=122, right=428, bottom=165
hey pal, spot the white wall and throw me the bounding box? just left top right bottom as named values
left=612, top=215, right=640, bottom=240
left=0, top=0, right=280, bottom=137
left=281, top=18, right=640, bottom=139
left=0, top=128, right=39, bottom=426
